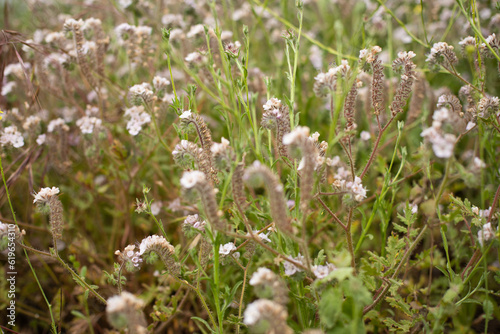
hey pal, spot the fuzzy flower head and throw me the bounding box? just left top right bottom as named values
left=183, top=214, right=206, bottom=231
left=106, top=292, right=147, bottom=332
left=76, top=116, right=102, bottom=134
left=124, top=106, right=151, bottom=136
left=115, top=244, right=143, bottom=269
left=426, top=42, right=458, bottom=70
left=0, top=125, right=24, bottom=148
left=478, top=222, right=496, bottom=246
left=283, top=253, right=305, bottom=276
left=128, top=83, right=154, bottom=105
left=312, top=263, right=337, bottom=279
left=243, top=299, right=291, bottom=333
left=219, top=242, right=237, bottom=256
left=33, top=187, right=60, bottom=204
left=0, top=221, right=26, bottom=245
left=139, top=235, right=175, bottom=256
left=282, top=126, right=310, bottom=146
left=180, top=170, right=206, bottom=189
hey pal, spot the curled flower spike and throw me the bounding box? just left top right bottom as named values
left=426, top=42, right=458, bottom=70
left=262, top=98, right=291, bottom=159
left=243, top=299, right=293, bottom=334
left=390, top=51, right=417, bottom=116
left=244, top=162, right=291, bottom=233
left=178, top=110, right=218, bottom=184
left=106, top=292, right=147, bottom=334
left=33, top=187, right=64, bottom=243
left=249, top=267, right=289, bottom=305
left=180, top=171, right=225, bottom=230
left=437, top=94, right=462, bottom=116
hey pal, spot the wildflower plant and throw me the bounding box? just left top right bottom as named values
left=2, top=0, right=500, bottom=333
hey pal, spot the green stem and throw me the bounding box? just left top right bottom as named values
left=0, top=155, right=58, bottom=333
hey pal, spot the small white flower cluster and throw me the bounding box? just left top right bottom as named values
left=129, top=83, right=154, bottom=103
left=477, top=96, right=499, bottom=118
left=282, top=126, right=310, bottom=146
left=33, top=187, right=60, bottom=204
left=152, top=76, right=170, bottom=92
left=0, top=221, right=26, bottom=242
left=4, top=62, right=30, bottom=79
left=243, top=299, right=288, bottom=327
left=248, top=229, right=271, bottom=243
left=420, top=107, right=457, bottom=158
left=478, top=222, right=496, bottom=246
left=472, top=205, right=492, bottom=219
left=115, top=23, right=152, bottom=44
left=36, top=134, right=46, bottom=146
left=219, top=242, right=240, bottom=259
left=295, top=131, right=328, bottom=171
left=249, top=267, right=275, bottom=286
left=107, top=291, right=145, bottom=314
left=76, top=115, right=102, bottom=134
left=183, top=214, right=206, bottom=231
left=283, top=253, right=305, bottom=276
left=150, top=202, right=162, bottom=216
left=359, top=45, right=382, bottom=63
left=186, top=24, right=205, bottom=38
left=180, top=170, right=206, bottom=189
left=47, top=118, right=69, bottom=132
left=210, top=137, right=230, bottom=155
left=124, top=106, right=151, bottom=136
left=331, top=168, right=368, bottom=202
left=185, top=51, right=207, bottom=64
left=426, top=42, right=458, bottom=66
left=473, top=157, right=486, bottom=169
left=22, top=115, right=41, bottom=130
left=0, top=125, right=24, bottom=148
left=115, top=244, right=143, bottom=268
left=312, top=263, right=337, bottom=279
left=116, top=235, right=174, bottom=269
left=139, top=235, right=175, bottom=255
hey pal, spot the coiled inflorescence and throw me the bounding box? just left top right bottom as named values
left=243, top=162, right=291, bottom=234
left=179, top=110, right=219, bottom=185
left=360, top=46, right=384, bottom=116
left=390, top=51, right=417, bottom=117
left=262, top=98, right=291, bottom=160
left=180, top=171, right=225, bottom=231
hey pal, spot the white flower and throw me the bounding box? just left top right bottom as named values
left=186, top=24, right=205, bottom=38
left=283, top=253, right=305, bottom=276
left=219, top=242, right=237, bottom=256
left=150, top=202, right=162, bottom=216
left=106, top=292, right=145, bottom=314
left=1, top=81, right=16, bottom=96
left=346, top=177, right=367, bottom=202
left=139, top=235, right=174, bottom=255
left=22, top=115, right=41, bottom=130
left=33, top=187, right=60, bottom=203
left=478, top=222, right=496, bottom=246
left=0, top=126, right=24, bottom=148
left=124, top=106, right=151, bottom=136
left=243, top=299, right=287, bottom=326
left=360, top=131, right=371, bottom=141
left=118, top=0, right=132, bottom=8
left=76, top=116, right=102, bottom=134
left=283, top=126, right=310, bottom=145
left=153, top=76, right=170, bottom=91
left=180, top=170, right=206, bottom=188
left=183, top=214, right=207, bottom=231
left=472, top=206, right=480, bottom=215
left=211, top=137, right=230, bottom=154
left=47, top=118, right=69, bottom=132
left=466, top=122, right=476, bottom=131
left=179, top=110, right=192, bottom=119
left=312, top=263, right=336, bottom=279
left=473, top=157, right=486, bottom=169
left=36, top=134, right=46, bottom=146
left=249, top=267, right=274, bottom=286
